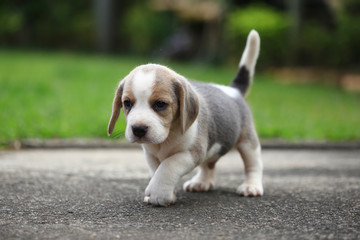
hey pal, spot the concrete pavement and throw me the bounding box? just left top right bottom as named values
left=0, top=148, right=359, bottom=239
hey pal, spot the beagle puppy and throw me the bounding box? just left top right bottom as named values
left=108, top=30, right=263, bottom=206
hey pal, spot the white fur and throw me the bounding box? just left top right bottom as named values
left=144, top=150, right=195, bottom=206
left=125, top=70, right=168, bottom=144
left=142, top=119, right=199, bottom=205
left=109, top=30, right=263, bottom=206
left=206, top=143, right=222, bottom=160
left=183, top=142, right=221, bottom=192
left=212, top=84, right=240, bottom=99
left=239, top=30, right=260, bottom=79
left=183, top=164, right=216, bottom=192
left=123, top=68, right=201, bottom=205
left=236, top=143, right=263, bottom=196
left=143, top=119, right=198, bottom=162
left=132, top=70, right=155, bottom=99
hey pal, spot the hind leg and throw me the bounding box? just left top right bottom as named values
left=236, top=137, right=263, bottom=197
left=183, top=161, right=217, bottom=192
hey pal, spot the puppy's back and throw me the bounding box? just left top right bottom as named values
left=192, top=82, right=250, bottom=156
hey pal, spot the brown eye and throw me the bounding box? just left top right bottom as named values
left=153, top=101, right=168, bottom=112
left=124, top=100, right=132, bottom=111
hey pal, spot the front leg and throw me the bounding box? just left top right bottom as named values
left=144, top=151, right=195, bottom=206
left=143, top=146, right=160, bottom=177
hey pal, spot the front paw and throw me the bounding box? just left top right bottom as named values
left=236, top=182, right=263, bottom=197
left=144, top=183, right=176, bottom=207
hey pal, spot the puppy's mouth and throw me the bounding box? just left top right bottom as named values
left=130, top=136, right=164, bottom=145
left=132, top=137, right=149, bottom=144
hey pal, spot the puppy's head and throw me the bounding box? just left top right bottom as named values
left=108, top=64, right=199, bottom=144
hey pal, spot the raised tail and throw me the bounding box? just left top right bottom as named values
left=230, top=30, right=260, bottom=96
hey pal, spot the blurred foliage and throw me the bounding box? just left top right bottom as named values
left=1, top=50, right=359, bottom=143
left=225, top=1, right=360, bottom=69
left=333, top=1, right=360, bottom=68
left=0, top=0, right=94, bottom=49
left=122, top=4, right=175, bottom=54
left=224, top=4, right=290, bottom=67
left=298, top=0, right=360, bottom=68
left=0, top=0, right=359, bottom=68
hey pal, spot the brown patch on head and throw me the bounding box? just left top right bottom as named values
left=108, top=68, right=140, bottom=136
left=121, top=80, right=136, bottom=117
left=148, top=68, right=179, bottom=129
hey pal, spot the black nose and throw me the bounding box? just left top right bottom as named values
left=132, top=125, right=148, bottom=138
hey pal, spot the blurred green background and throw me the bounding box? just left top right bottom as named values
left=0, top=0, right=359, bottom=146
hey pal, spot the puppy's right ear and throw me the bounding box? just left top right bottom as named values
left=107, top=81, right=124, bottom=136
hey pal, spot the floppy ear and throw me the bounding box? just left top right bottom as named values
left=174, top=78, right=200, bottom=134
left=107, top=82, right=124, bottom=136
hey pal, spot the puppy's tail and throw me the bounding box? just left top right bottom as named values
left=231, top=30, right=260, bottom=96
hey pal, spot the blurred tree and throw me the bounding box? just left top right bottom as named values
left=286, top=0, right=300, bottom=65
left=0, top=0, right=94, bottom=50
left=150, top=0, right=225, bottom=62
left=0, top=0, right=358, bottom=70
left=94, top=0, right=119, bottom=53
left=224, top=4, right=290, bottom=67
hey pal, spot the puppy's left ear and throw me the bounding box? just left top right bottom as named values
left=174, top=77, right=199, bottom=134
left=107, top=81, right=124, bottom=136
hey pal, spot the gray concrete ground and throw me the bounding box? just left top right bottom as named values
left=0, top=148, right=359, bottom=239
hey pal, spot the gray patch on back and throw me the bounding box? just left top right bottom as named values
left=191, top=81, right=252, bottom=157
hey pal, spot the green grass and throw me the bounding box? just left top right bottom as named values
left=248, top=78, right=360, bottom=140
left=0, top=50, right=359, bottom=145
